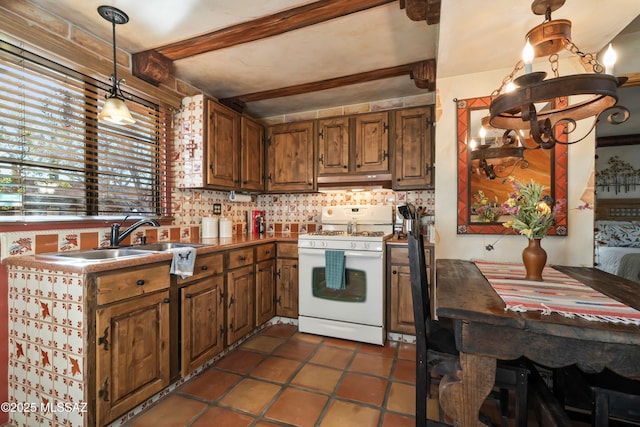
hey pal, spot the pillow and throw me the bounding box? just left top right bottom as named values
left=595, top=221, right=640, bottom=247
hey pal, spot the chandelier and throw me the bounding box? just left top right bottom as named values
left=488, top=0, right=628, bottom=149
left=469, top=118, right=529, bottom=180
left=97, top=5, right=135, bottom=125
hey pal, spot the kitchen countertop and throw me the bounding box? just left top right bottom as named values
left=3, top=232, right=300, bottom=274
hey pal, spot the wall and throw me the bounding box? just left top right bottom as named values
left=595, top=145, right=640, bottom=199
left=434, top=61, right=596, bottom=267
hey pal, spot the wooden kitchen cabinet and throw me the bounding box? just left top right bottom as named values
left=241, top=116, right=265, bottom=192
left=317, top=112, right=390, bottom=178
left=226, top=247, right=255, bottom=345
left=317, top=117, right=349, bottom=175
left=206, top=99, right=240, bottom=189
left=393, top=106, right=435, bottom=190
left=94, top=264, right=171, bottom=427
left=354, top=111, right=390, bottom=173
left=178, top=252, right=225, bottom=376
left=276, top=242, right=299, bottom=318
left=386, top=241, right=433, bottom=335
left=266, top=121, right=315, bottom=192
left=255, top=243, right=276, bottom=327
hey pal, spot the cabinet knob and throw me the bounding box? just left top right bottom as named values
left=201, top=265, right=208, bottom=271
left=136, top=279, right=145, bottom=286
left=163, top=298, right=170, bottom=304
left=392, top=270, right=397, bottom=274
left=185, top=293, right=193, bottom=299
left=239, top=256, right=247, bottom=261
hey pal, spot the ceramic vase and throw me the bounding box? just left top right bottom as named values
left=522, top=238, right=547, bottom=281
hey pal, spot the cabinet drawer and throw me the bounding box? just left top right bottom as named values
left=277, top=242, right=298, bottom=258
left=97, top=264, right=170, bottom=305
left=256, top=243, right=275, bottom=261
left=228, top=247, right=254, bottom=269
left=176, top=252, right=224, bottom=285
left=389, top=246, right=409, bottom=265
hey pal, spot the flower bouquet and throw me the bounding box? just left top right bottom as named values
left=471, top=190, right=503, bottom=223
left=501, top=177, right=558, bottom=281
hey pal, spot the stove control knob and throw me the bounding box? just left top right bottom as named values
left=363, top=242, right=370, bottom=250
left=350, top=242, right=357, bottom=249
left=321, top=241, right=327, bottom=248
left=306, top=241, right=315, bottom=248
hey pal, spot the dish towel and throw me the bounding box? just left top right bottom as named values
left=325, top=250, right=346, bottom=290
left=170, top=247, right=196, bottom=279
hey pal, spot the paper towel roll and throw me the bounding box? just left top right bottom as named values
left=229, top=191, right=252, bottom=203
left=201, top=217, right=218, bottom=238
left=219, top=217, right=233, bottom=238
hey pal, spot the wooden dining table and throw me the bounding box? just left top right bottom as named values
left=435, top=259, right=640, bottom=426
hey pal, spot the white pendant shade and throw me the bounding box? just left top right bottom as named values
left=98, top=97, right=135, bottom=125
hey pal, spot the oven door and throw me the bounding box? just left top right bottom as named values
left=298, top=247, right=384, bottom=326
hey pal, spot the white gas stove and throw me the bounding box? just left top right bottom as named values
left=298, top=205, right=394, bottom=345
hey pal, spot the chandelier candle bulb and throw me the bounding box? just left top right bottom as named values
left=603, top=43, right=617, bottom=75
left=522, top=39, right=534, bottom=74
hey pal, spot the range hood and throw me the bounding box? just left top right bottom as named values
left=316, top=173, right=393, bottom=191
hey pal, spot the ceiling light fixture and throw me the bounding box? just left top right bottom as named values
left=97, top=5, right=135, bottom=125
left=469, top=118, right=529, bottom=180
left=488, top=0, right=628, bottom=149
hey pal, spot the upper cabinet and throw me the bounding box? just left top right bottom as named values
left=176, top=95, right=265, bottom=192
left=206, top=100, right=240, bottom=189
left=317, top=117, right=349, bottom=175
left=266, top=121, right=315, bottom=193
left=317, top=112, right=390, bottom=178
left=393, top=106, right=434, bottom=190
left=354, top=112, right=390, bottom=174
left=241, top=116, right=265, bottom=192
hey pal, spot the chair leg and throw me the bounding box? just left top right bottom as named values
left=592, top=389, right=610, bottom=427
left=416, top=357, right=427, bottom=427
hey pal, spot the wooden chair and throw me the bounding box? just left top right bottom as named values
left=554, top=365, right=640, bottom=426
left=407, top=225, right=530, bottom=427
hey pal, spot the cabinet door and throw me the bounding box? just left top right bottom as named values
left=276, top=258, right=298, bottom=318
left=95, top=291, right=170, bottom=426
left=181, top=275, right=225, bottom=376
left=241, top=116, right=265, bottom=192
left=388, top=264, right=416, bottom=334
left=317, top=117, right=349, bottom=175
left=266, top=121, right=315, bottom=192
left=255, top=258, right=276, bottom=327
left=393, top=106, right=434, bottom=189
left=226, top=265, right=255, bottom=345
left=355, top=112, right=389, bottom=173
left=206, top=100, right=239, bottom=189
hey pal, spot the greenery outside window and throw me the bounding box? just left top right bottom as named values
left=0, top=40, right=169, bottom=219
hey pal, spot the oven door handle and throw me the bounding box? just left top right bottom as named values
left=298, top=248, right=383, bottom=259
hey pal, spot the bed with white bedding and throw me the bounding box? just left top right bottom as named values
left=595, top=199, right=640, bottom=283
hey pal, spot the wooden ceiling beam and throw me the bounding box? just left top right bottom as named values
left=220, top=59, right=435, bottom=109
left=153, top=0, right=396, bottom=61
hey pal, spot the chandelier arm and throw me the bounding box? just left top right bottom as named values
left=553, top=117, right=594, bottom=145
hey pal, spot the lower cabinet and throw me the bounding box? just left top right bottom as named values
left=276, top=242, right=299, bottom=318
left=387, top=241, right=434, bottom=335
left=94, top=264, right=171, bottom=427
left=255, top=243, right=276, bottom=327
left=226, top=247, right=255, bottom=345
left=180, top=275, right=225, bottom=375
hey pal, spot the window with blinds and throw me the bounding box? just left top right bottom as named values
left=0, top=41, right=168, bottom=218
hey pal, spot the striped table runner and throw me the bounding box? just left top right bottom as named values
left=475, top=261, right=640, bottom=326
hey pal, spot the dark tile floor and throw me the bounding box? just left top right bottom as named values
left=121, top=324, right=564, bottom=427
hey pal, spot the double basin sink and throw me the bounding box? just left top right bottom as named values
left=36, top=242, right=206, bottom=263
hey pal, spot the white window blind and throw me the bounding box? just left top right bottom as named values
left=0, top=41, right=169, bottom=218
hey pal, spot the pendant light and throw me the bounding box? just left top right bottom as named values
left=97, top=5, right=135, bottom=125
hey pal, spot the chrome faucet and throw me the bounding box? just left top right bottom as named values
left=109, top=216, right=160, bottom=247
